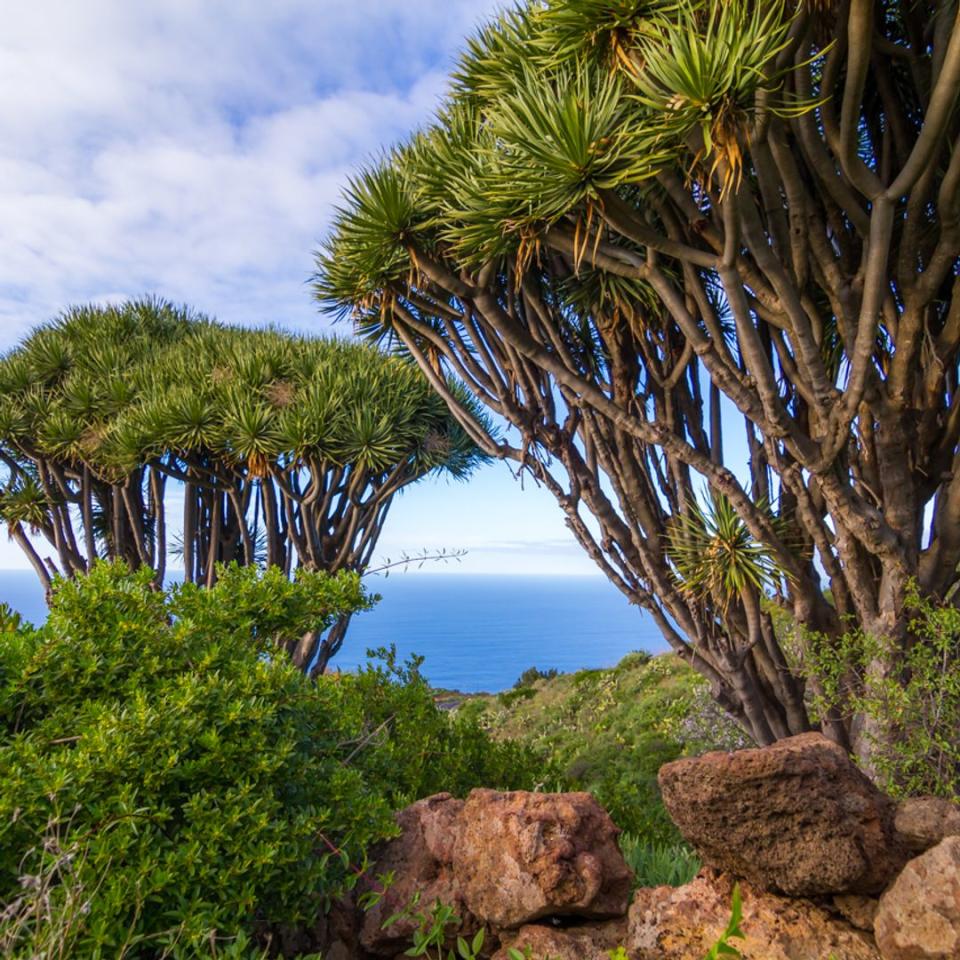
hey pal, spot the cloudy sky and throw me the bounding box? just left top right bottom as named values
left=0, top=0, right=600, bottom=575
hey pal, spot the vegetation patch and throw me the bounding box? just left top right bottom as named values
left=457, top=652, right=747, bottom=845
left=0, top=563, right=544, bottom=958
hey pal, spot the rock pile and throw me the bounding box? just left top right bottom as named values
left=314, top=734, right=960, bottom=959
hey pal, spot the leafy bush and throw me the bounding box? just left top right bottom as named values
left=338, top=648, right=549, bottom=806
left=0, top=563, right=545, bottom=958
left=792, top=585, right=960, bottom=798
left=496, top=687, right=538, bottom=708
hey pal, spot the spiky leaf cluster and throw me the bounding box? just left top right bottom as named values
left=0, top=300, right=486, bottom=485
left=667, top=493, right=788, bottom=610
left=317, top=0, right=807, bottom=309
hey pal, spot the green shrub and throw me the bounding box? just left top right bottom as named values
left=496, top=686, right=537, bottom=708
left=0, top=563, right=545, bottom=958
left=0, top=562, right=381, bottom=956
left=338, top=647, right=549, bottom=805
left=615, top=651, right=653, bottom=671
left=792, top=584, right=960, bottom=798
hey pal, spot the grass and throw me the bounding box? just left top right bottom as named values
left=454, top=651, right=749, bottom=843
left=619, top=834, right=701, bottom=888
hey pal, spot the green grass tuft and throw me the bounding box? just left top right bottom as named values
left=619, top=834, right=701, bottom=888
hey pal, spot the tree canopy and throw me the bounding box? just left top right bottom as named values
left=0, top=299, right=488, bottom=670
left=316, top=0, right=960, bottom=757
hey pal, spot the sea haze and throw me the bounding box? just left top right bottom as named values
left=0, top=571, right=664, bottom=692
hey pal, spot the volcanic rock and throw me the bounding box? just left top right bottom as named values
left=874, top=836, right=960, bottom=960
left=457, top=789, right=633, bottom=928
left=894, top=796, right=960, bottom=855
left=658, top=733, right=906, bottom=896
left=492, top=919, right=628, bottom=960
left=628, top=872, right=881, bottom=959
left=359, top=793, right=468, bottom=955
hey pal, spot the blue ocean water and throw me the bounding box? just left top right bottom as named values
left=0, top=570, right=665, bottom=692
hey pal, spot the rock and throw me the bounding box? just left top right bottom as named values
left=359, top=790, right=633, bottom=953
left=359, top=793, right=470, bottom=956
left=457, top=789, right=633, bottom=929
left=628, top=871, right=881, bottom=959
left=658, top=732, right=906, bottom=896
left=833, top=894, right=880, bottom=932
left=492, top=919, right=628, bottom=960
left=894, top=796, right=960, bottom=854
left=874, top=836, right=960, bottom=960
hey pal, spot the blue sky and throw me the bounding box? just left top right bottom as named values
left=0, top=0, right=601, bottom=575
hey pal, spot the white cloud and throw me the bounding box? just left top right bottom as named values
left=0, top=0, right=501, bottom=346
left=0, top=0, right=610, bottom=583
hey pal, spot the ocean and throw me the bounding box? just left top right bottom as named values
left=0, top=570, right=665, bottom=692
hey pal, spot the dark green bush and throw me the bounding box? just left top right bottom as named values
left=513, top=667, right=558, bottom=688
left=0, top=563, right=545, bottom=958
left=336, top=647, right=549, bottom=805
left=496, top=686, right=537, bottom=708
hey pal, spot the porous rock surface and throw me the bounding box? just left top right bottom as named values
left=832, top=894, right=881, bottom=932
left=491, top=918, right=628, bottom=960
left=658, top=732, right=906, bottom=896
left=628, top=871, right=882, bottom=960
left=358, top=789, right=633, bottom=954
left=894, top=796, right=960, bottom=855
left=457, top=788, right=633, bottom=928
left=874, top=835, right=960, bottom=960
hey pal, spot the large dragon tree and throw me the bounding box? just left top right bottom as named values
left=0, top=299, right=486, bottom=671
left=316, top=0, right=960, bottom=758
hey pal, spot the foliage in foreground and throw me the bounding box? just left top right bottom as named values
left=0, top=563, right=545, bottom=958
left=461, top=652, right=748, bottom=844
left=788, top=585, right=960, bottom=799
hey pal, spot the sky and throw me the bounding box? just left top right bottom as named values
left=0, top=0, right=602, bottom=575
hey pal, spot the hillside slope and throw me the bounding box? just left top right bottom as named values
left=456, top=652, right=749, bottom=842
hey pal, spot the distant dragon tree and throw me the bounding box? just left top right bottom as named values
left=0, top=299, right=486, bottom=672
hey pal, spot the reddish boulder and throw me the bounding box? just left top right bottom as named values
left=658, top=733, right=906, bottom=896
left=492, top=919, right=628, bottom=960
left=359, top=790, right=633, bottom=953
left=359, top=794, right=470, bottom=956
left=874, top=836, right=960, bottom=960
left=457, top=789, right=634, bottom=928
left=894, top=796, right=960, bottom=855
left=628, top=872, right=881, bottom=959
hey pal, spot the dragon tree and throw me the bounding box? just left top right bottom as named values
left=316, top=0, right=960, bottom=760
left=0, top=299, right=486, bottom=672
